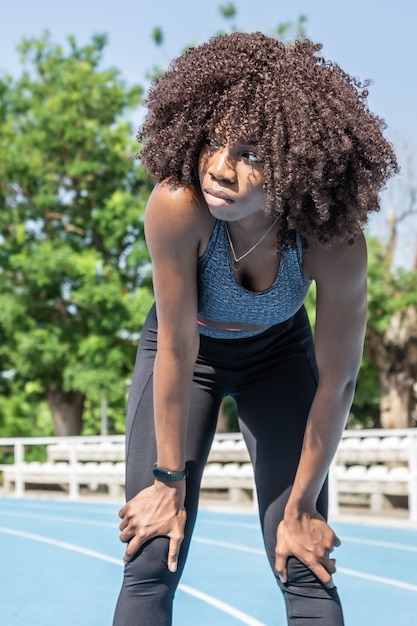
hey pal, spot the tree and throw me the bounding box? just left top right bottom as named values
left=365, top=241, right=417, bottom=428
left=0, top=33, right=154, bottom=436
left=361, top=135, right=417, bottom=429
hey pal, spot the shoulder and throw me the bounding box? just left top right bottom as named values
left=303, top=230, right=367, bottom=304
left=303, top=230, right=367, bottom=282
left=145, top=180, right=215, bottom=258
left=146, top=180, right=204, bottom=221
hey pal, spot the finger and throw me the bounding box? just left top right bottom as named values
left=327, top=558, right=337, bottom=574
left=119, top=527, right=134, bottom=544
left=118, top=505, right=127, bottom=519
left=119, top=516, right=129, bottom=532
left=326, top=533, right=341, bottom=555
left=122, top=536, right=142, bottom=565
left=311, top=562, right=335, bottom=589
left=167, top=536, right=183, bottom=573
left=320, top=555, right=337, bottom=574
left=274, top=554, right=288, bottom=584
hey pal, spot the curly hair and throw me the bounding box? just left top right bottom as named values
left=138, top=32, right=398, bottom=248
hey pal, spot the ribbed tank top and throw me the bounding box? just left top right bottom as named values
left=197, top=220, right=311, bottom=339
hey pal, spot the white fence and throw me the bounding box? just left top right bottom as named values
left=329, top=429, right=417, bottom=521
left=0, top=429, right=416, bottom=521
left=0, top=435, right=125, bottom=499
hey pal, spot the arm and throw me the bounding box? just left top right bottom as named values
left=275, top=231, right=368, bottom=587
left=147, top=184, right=203, bottom=473
left=119, top=182, right=207, bottom=570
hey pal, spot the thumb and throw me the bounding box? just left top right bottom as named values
left=167, top=536, right=183, bottom=573
left=275, top=521, right=288, bottom=583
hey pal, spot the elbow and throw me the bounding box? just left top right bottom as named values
left=157, top=328, right=200, bottom=363
left=343, top=376, right=358, bottom=404
left=318, top=371, right=358, bottom=406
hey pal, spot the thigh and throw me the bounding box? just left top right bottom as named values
left=234, top=319, right=344, bottom=625
left=235, top=315, right=321, bottom=526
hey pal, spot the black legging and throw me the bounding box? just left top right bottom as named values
left=113, top=304, right=344, bottom=625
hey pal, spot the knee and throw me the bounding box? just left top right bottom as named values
left=278, top=559, right=344, bottom=624
left=124, top=536, right=179, bottom=591
left=280, top=557, right=340, bottom=597
left=285, top=557, right=323, bottom=589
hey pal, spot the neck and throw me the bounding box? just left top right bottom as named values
left=227, top=212, right=277, bottom=234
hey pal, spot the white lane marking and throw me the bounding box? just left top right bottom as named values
left=0, top=527, right=267, bottom=626
left=0, top=526, right=121, bottom=565
left=1, top=510, right=115, bottom=527
left=179, top=584, right=266, bottom=626
left=2, top=510, right=259, bottom=530
left=193, top=536, right=417, bottom=593
left=342, top=536, right=417, bottom=553
left=3, top=512, right=417, bottom=555
left=200, top=519, right=259, bottom=530
left=337, top=567, right=417, bottom=593
left=194, top=536, right=264, bottom=555
left=3, top=513, right=417, bottom=595
left=3, top=510, right=417, bottom=559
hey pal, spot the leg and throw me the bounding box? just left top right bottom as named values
left=113, top=306, right=223, bottom=626
left=234, top=310, right=344, bottom=625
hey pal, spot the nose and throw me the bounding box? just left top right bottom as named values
left=207, top=148, right=236, bottom=184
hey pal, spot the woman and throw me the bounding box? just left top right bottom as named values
left=113, top=32, right=397, bottom=625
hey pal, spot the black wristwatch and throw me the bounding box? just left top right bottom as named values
left=153, top=464, right=187, bottom=481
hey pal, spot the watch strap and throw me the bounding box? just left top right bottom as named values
left=153, top=464, right=187, bottom=481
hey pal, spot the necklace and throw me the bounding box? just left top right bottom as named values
left=225, top=217, right=279, bottom=272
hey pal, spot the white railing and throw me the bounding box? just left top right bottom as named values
left=0, top=435, right=125, bottom=499
left=329, top=428, right=417, bottom=522
left=0, top=429, right=416, bottom=521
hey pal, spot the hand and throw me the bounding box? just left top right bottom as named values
left=118, top=479, right=187, bottom=572
left=275, top=510, right=341, bottom=588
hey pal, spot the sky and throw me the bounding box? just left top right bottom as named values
left=1, top=0, right=416, bottom=263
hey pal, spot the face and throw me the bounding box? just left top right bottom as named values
left=198, top=135, right=266, bottom=222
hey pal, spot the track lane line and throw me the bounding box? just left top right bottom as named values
left=1, top=510, right=115, bottom=527
left=342, top=536, right=417, bottom=553
left=192, top=536, right=417, bottom=593
left=3, top=511, right=417, bottom=555
left=3, top=511, right=417, bottom=596
left=0, top=527, right=267, bottom=626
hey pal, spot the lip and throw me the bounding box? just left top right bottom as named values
left=203, top=187, right=234, bottom=206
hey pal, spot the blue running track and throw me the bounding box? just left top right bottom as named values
left=0, top=498, right=416, bottom=625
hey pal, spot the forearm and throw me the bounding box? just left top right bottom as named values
left=286, top=380, right=356, bottom=515
left=153, top=342, right=199, bottom=471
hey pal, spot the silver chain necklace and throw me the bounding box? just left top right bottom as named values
left=224, top=217, right=279, bottom=272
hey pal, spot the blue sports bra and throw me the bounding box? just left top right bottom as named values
left=197, top=220, right=311, bottom=339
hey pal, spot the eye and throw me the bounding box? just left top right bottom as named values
left=242, top=151, right=260, bottom=164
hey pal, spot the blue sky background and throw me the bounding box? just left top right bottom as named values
left=1, top=0, right=416, bottom=264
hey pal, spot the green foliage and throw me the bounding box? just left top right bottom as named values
left=366, top=236, right=417, bottom=333
left=304, top=279, right=380, bottom=427
left=360, top=234, right=417, bottom=427
left=0, top=383, right=52, bottom=462
left=272, top=15, right=308, bottom=43
left=222, top=396, right=239, bottom=431
left=219, top=3, right=237, bottom=20
left=348, top=354, right=381, bottom=428
left=217, top=3, right=238, bottom=33
left=151, top=27, right=164, bottom=47
left=0, top=32, right=154, bottom=435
